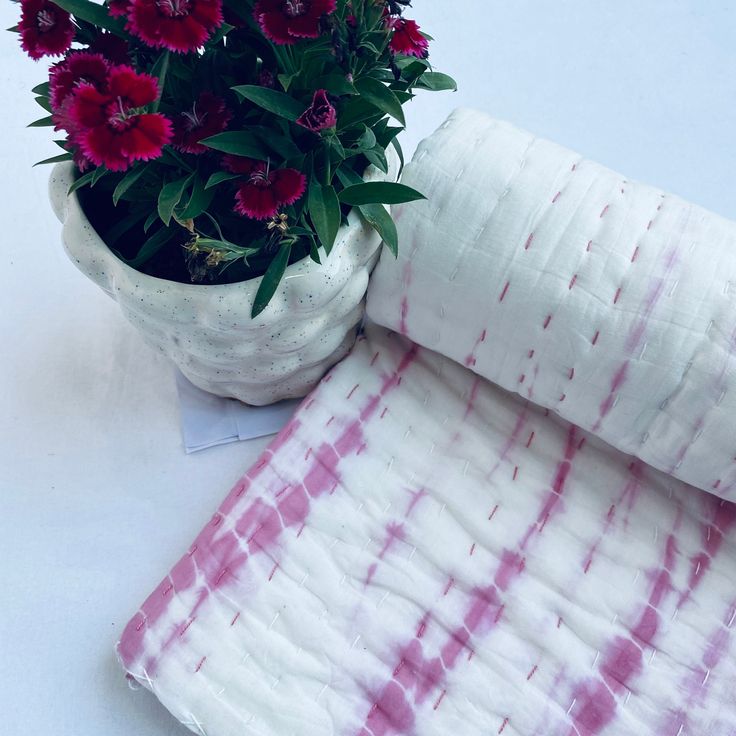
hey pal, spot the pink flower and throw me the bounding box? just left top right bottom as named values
left=387, top=17, right=428, bottom=58
left=69, top=65, right=173, bottom=171
left=233, top=163, right=306, bottom=220
left=296, top=89, right=336, bottom=132
left=107, top=0, right=130, bottom=17
left=49, top=52, right=110, bottom=111
left=254, top=0, right=336, bottom=45
left=126, top=0, right=224, bottom=53
left=172, top=92, right=232, bottom=154
left=72, top=148, right=94, bottom=172
left=49, top=53, right=110, bottom=168
left=18, top=0, right=75, bottom=60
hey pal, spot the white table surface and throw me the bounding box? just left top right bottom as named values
left=1, top=2, right=734, bottom=734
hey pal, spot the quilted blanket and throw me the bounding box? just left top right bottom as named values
left=118, top=110, right=736, bottom=736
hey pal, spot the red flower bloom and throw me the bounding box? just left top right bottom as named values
left=173, top=92, right=232, bottom=154
left=49, top=52, right=110, bottom=111
left=107, top=0, right=130, bottom=17
left=234, top=163, right=306, bottom=220
left=72, top=148, right=94, bottom=172
left=49, top=53, right=110, bottom=169
left=69, top=65, right=173, bottom=171
left=18, top=0, right=75, bottom=60
left=254, top=0, right=336, bottom=45
left=127, top=0, right=223, bottom=53
left=296, top=88, right=336, bottom=132
left=387, top=17, right=428, bottom=58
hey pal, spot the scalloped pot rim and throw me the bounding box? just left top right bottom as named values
left=49, top=159, right=392, bottom=300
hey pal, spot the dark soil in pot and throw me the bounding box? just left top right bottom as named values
left=77, top=181, right=312, bottom=286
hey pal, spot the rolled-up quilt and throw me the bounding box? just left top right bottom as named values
left=118, top=110, right=736, bottom=736
left=369, top=108, right=736, bottom=499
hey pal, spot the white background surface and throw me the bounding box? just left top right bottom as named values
left=1, top=2, right=734, bottom=735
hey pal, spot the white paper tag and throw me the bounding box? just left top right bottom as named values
left=175, top=371, right=300, bottom=453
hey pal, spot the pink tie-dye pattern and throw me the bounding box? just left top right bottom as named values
left=119, top=329, right=736, bottom=736
left=658, top=595, right=736, bottom=735
left=568, top=514, right=681, bottom=736
left=352, top=425, right=581, bottom=736
left=591, top=244, right=681, bottom=434
left=119, top=344, right=418, bottom=677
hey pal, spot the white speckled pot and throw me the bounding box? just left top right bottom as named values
left=48, top=156, right=396, bottom=405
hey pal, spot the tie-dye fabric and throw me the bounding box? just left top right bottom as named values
left=118, top=111, right=736, bottom=736
left=370, top=109, right=736, bottom=500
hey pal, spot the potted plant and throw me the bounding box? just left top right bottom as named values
left=13, top=0, right=455, bottom=404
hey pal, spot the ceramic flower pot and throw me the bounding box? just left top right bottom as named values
left=48, top=156, right=396, bottom=406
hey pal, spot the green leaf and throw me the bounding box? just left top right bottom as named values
left=232, top=85, right=305, bottom=122
left=128, top=226, right=177, bottom=269
left=245, top=126, right=302, bottom=160
left=149, top=51, right=169, bottom=112
left=359, top=203, right=399, bottom=257
left=33, top=153, right=73, bottom=167
left=359, top=41, right=381, bottom=55
left=357, top=126, right=377, bottom=151
left=391, top=137, right=405, bottom=176
left=179, top=175, right=216, bottom=219
left=327, top=134, right=346, bottom=162
left=34, top=96, right=52, bottom=113
left=52, top=0, right=126, bottom=35
left=113, top=165, right=149, bottom=206
left=91, top=166, right=109, bottom=186
left=354, top=77, right=406, bottom=126
left=308, top=183, right=341, bottom=254
left=338, top=98, right=387, bottom=132
left=312, top=74, right=358, bottom=96
left=159, top=147, right=194, bottom=172
left=392, top=89, right=413, bottom=105
left=68, top=170, right=97, bottom=195
left=32, top=82, right=50, bottom=96
left=335, top=166, right=363, bottom=189
left=28, top=115, right=54, bottom=128
left=338, top=182, right=425, bottom=206
left=416, top=72, right=458, bottom=92
left=205, top=171, right=240, bottom=189
left=143, top=209, right=159, bottom=233
left=257, top=131, right=302, bottom=160
left=364, top=146, right=388, bottom=174
left=374, top=121, right=403, bottom=148
left=251, top=242, right=292, bottom=318
left=308, top=237, right=322, bottom=265
left=158, top=175, right=193, bottom=226
left=199, top=131, right=269, bottom=160
left=278, top=73, right=296, bottom=92
left=369, top=69, right=398, bottom=83
left=399, top=60, right=430, bottom=85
